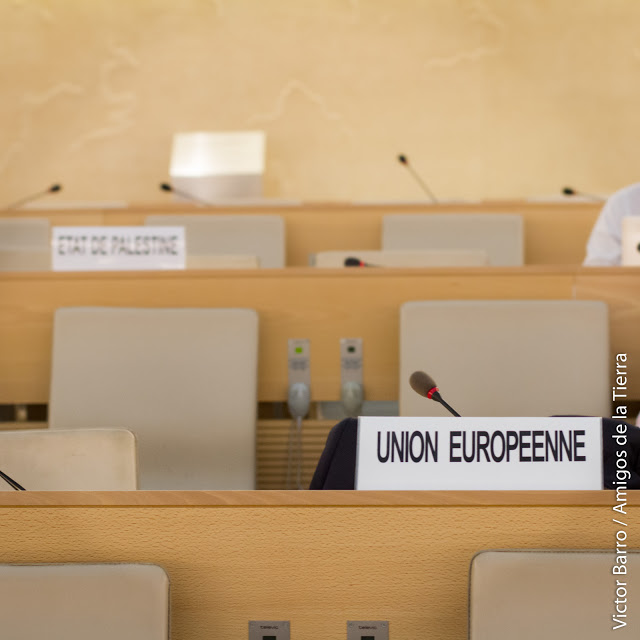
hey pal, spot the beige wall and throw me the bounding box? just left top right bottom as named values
left=2, top=0, right=640, bottom=205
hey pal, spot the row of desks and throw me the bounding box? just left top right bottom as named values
left=1, top=265, right=638, bottom=404
left=0, top=490, right=635, bottom=640
left=3, top=199, right=602, bottom=265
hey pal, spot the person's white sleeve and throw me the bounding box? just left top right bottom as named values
left=583, top=200, right=623, bottom=266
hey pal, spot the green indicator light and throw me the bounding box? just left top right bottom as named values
left=295, top=346, right=303, bottom=354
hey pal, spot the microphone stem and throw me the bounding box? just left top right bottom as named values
left=438, top=397, right=461, bottom=417
left=5, top=190, right=49, bottom=211
left=406, top=164, right=438, bottom=204
left=0, top=468, right=25, bottom=491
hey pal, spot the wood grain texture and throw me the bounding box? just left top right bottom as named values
left=0, top=491, right=634, bottom=640
left=0, top=200, right=600, bottom=265
left=0, top=490, right=635, bottom=507
left=1, top=266, right=637, bottom=404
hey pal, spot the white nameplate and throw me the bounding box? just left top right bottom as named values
left=52, top=226, right=185, bottom=271
left=356, top=417, right=603, bottom=490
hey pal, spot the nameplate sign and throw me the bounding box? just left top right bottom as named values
left=356, top=416, right=603, bottom=490
left=52, top=226, right=185, bottom=271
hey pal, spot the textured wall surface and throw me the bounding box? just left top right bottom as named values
left=2, top=1, right=640, bottom=204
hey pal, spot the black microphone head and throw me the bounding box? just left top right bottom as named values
left=49, top=184, right=62, bottom=193
left=397, top=154, right=408, bottom=165
left=562, top=187, right=576, bottom=196
left=160, top=182, right=173, bottom=192
left=409, top=370, right=438, bottom=398
left=344, top=257, right=363, bottom=267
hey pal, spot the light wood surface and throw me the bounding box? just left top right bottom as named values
left=0, top=266, right=637, bottom=404
left=3, top=200, right=601, bottom=265
left=0, top=490, right=634, bottom=640
left=0, top=489, right=634, bottom=507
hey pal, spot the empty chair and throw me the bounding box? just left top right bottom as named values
left=470, top=550, right=639, bottom=639
left=170, top=130, right=265, bottom=200
left=382, top=214, right=524, bottom=266
left=0, top=563, right=169, bottom=640
left=0, top=217, right=50, bottom=270
left=400, top=300, right=610, bottom=417
left=0, top=429, right=137, bottom=490
left=314, top=248, right=488, bottom=267
left=145, top=214, right=285, bottom=267
left=187, top=254, right=258, bottom=269
left=49, top=307, right=259, bottom=489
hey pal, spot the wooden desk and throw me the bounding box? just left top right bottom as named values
left=1, top=266, right=637, bottom=404
left=0, top=490, right=634, bottom=640
left=3, top=199, right=601, bottom=265
left=3, top=266, right=636, bottom=489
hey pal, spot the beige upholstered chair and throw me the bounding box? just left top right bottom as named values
left=470, top=550, right=639, bottom=639
left=145, top=214, right=285, bottom=267
left=186, top=253, right=258, bottom=269
left=313, top=248, right=488, bottom=267
left=0, top=429, right=137, bottom=490
left=400, top=300, right=610, bottom=417
left=382, top=214, right=524, bottom=266
left=0, top=563, right=169, bottom=640
left=49, top=307, right=259, bottom=489
left=0, top=218, right=50, bottom=270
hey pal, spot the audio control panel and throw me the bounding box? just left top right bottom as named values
left=249, top=620, right=290, bottom=640
left=340, top=337, right=363, bottom=384
left=287, top=338, right=310, bottom=387
left=347, top=620, right=389, bottom=640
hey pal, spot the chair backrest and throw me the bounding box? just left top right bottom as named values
left=0, top=218, right=50, bottom=270
left=0, top=563, right=169, bottom=640
left=313, top=249, right=488, bottom=267
left=186, top=253, right=258, bottom=269
left=49, top=307, right=259, bottom=489
left=470, top=550, right=639, bottom=639
left=382, top=214, right=524, bottom=266
left=400, top=300, right=610, bottom=417
left=0, top=429, right=137, bottom=490
left=145, top=214, right=285, bottom=267
left=170, top=130, right=265, bottom=199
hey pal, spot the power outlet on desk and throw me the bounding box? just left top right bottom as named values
left=249, top=620, right=290, bottom=640
left=347, top=620, right=389, bottom=640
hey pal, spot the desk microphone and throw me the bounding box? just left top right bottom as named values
left=4, top=183, right=62, bottom=210
left=562, top=186, right=605, bottom=202
left=409, top=370, right=461, bottom=417
left=344, top=256, right=379, bottom=267
left=0, top=468, right=25, bottom=491
left=397, top=154, right=438, bottom=203
left=159, top=182, right=213, bottom=207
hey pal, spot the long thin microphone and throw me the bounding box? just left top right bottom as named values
left=397, top=154, right=438, bottom=203
left=409, top=370, right=461, bottom=417
left=562, top=186, right=605, bottom=202
left=344, top=256, right=379, bottom=267
left=0, top=468, right=25, bottom=491
left=4, top=184, right=62, bottom=210
left=159, top=182, right=213, bottom=207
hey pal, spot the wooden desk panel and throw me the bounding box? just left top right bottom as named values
left=2, top=200, right=600, bottom=265
left=0, top=491, right=635, bottom=640
left=0, top=267, right=581, bottom=404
